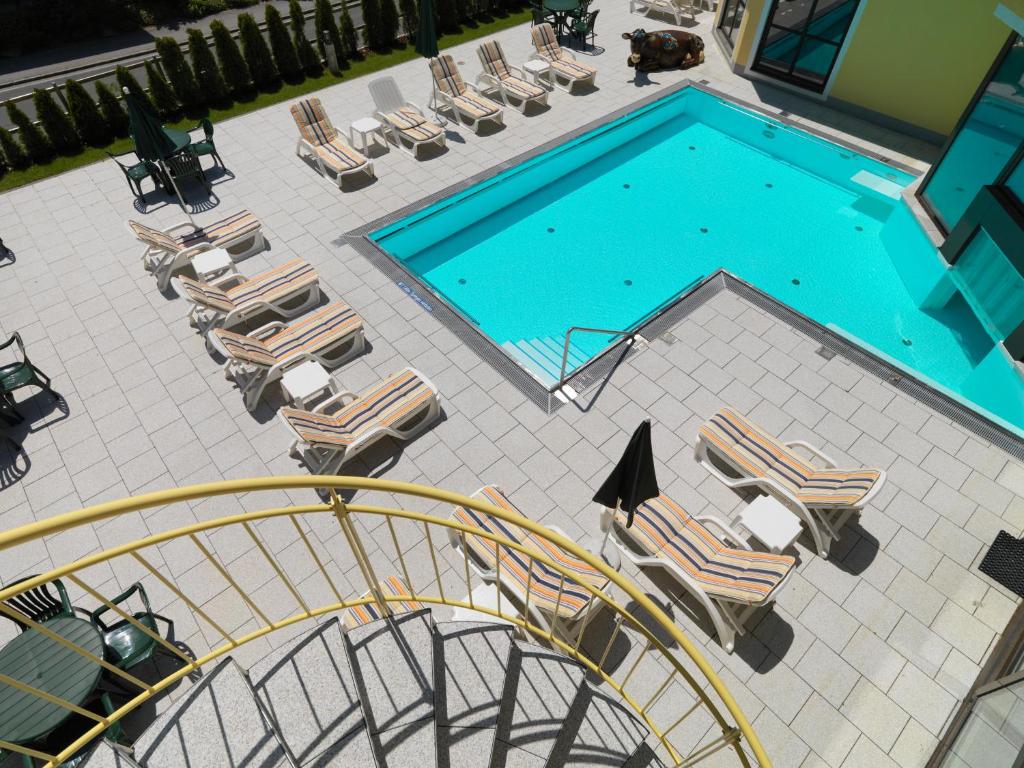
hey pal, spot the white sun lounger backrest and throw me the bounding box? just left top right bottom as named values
left=368, top=76, right=406, bottom=114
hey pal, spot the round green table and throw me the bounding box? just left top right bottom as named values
left=542, top=0, right=581, bottom=41
left=0, top=617, right=105, bottom=747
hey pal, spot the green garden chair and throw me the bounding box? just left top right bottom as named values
left=165, top=148, right=211, bottom=203
left=189, top=118, right=223, bottom=167
left=90, top=583, right=166, bottom=672
left=1, top=575, right=74, bottom=631
left=107, top=151, right=161, bottom=200
left=0, top=332, right=56, bottom=425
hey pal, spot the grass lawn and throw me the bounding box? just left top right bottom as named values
left=0, top=10, right=531, bottom=194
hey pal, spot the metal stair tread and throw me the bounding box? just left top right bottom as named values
left=132, top=657, right=289, bottom=768
left=550, top=687, right=650, bottom=767
left=435, top=621, right=515, bottom=729
left=345, top=608, right=435, bottom=766
left=247, top=618, right=366, bottom=767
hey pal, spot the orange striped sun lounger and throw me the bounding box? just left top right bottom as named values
left=449, top=486, right=608, bottom=639
left=278, top=367, right=441, bottom=475
left=171, top=258, right=321, bottom=343
left=612, top=493, right=795, bottom=653
left=208, top=302, right=366, bottom=411
left=695, top=408, right=886, bottom=558
left=128, top=210, right=265, bottom=291
left=529, top=23, right=597, bottom=93
left=429, top=55, right=505, bottom=134
left=476, top=40, right=548, bottom=113
left=344, top=576, right=423, bottom=629
left=290, top=97, right=374, bottom=186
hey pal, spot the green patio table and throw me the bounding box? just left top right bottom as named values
left=542, top=0, right=581, bottom=40
left=163, top=127, right=191, bottom=155
left=0, top=616, right=105, bottom=749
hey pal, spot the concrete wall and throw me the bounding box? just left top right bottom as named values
left=828, top=0, right=1024, bottom=137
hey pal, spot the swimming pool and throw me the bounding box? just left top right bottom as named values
left=368, top=85, right=1024, bottom=434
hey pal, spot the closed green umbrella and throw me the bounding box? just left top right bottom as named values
left=122, top=88, right=194, bottom=225
left=415, top=0, right=439, bottom=58
left=124, top=89, right=175, bottom=162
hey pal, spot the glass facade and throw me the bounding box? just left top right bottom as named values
left=921, top=35, right=1024, bottom=233
left=751, top=0, right=860, bottom=92
left=717, top=0, right=748, bottom=50
left=1008, top=152, right=1024, bottom=208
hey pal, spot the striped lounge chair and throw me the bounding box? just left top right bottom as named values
left=208, top=302, right=366, bottom=411
left=171, top=258, right=321, bottom=343
left=344, top=576, right=423, bottom=629
left=476, top=40, right=549, bottom=113
left=428, top=55, right=505, bottom=134
left=368, top=76, right=446, bottom=158
left=279, top=367, right=440, bottom=475
left=695, top=408, right=887, bottom=558
left=611, top=493, right=794, bottom=653
left=290, top=97, right=374, bottom=187
left=529, top=23, right=597, bottom=93
left=128, top=210, right=265, bottom=291
left=449, top=486, right=608, bottom=642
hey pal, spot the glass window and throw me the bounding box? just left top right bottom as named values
left=1007, top=152, right=1024, bottom=208
left=717, top=0, right=748, bottom=50
left=921, top=36, right=1024, bottom=233
left=751, top=0, right=860, bottom=92
left=951, top=228, right=1024, bottom=342
left=938, top=674, right=1024, bottom=768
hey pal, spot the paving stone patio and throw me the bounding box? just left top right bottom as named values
left=1, top=3, right=1023, bottom=767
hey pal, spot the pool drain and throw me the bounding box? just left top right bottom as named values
left=765, top=183, right=773, bottom=188
left=791, top=278, right=800, bottom=285
left=547, top=227, right=555, bottom=233
left=700, top=227, right=708, bottom=233
left=855, top=225, right=863, bottom=232
left=623, top=183, right=630, bottom=189
left=458, top=278, right=466, bottom=285
left=902, top=338, right=913, bottom=346
left=689, top=145, right=696, bottom=150
left=624, top=279, right=633, bottom=286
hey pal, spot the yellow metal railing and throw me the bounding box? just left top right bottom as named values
left=0, top=477, right=771, bottom=768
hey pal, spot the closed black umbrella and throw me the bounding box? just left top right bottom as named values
left=593, top=420, right=659, bottom=528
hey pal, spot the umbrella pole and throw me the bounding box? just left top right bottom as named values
left=159, top=159, right=197, bottom=227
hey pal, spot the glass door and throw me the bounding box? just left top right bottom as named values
left=751, top=0, right=860, bottom=92
left=938, top=672, right=1024, bottom=767
left=717, top=0, right=748, bottom=50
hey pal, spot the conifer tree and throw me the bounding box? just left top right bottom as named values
left=0, top=127, right=30, bottom=170
left=361, top=0, right=384, bottom=50
left=95, top=81, right=130, bottom=138
left=187, top=28, right=229, bottom=105
left=144, top=61, right=181, bottom=118
left=211, top=20, right=253, bottom=97
left=314, top=0, right=344, bottom=66
left=265, top=5, right=303, bottom=82
left=115, top=66, right=153, bottom=111
left=290, top=0, right=323, bottom=76
left=379, top=0, right=399, bottom=48
left=65, top=79, right=111, bottom=147
left=33, top=88, right=82, bottom=155
left=5, top=101, right=53, bottom=164
left=155, top=36, right=203, bottom=110
left=238, top=12, right=281, bottom=90
left=339, top=3, right=358, bottom=58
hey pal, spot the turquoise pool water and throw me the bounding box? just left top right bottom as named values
left=371, top=87, right=1024, bottom=433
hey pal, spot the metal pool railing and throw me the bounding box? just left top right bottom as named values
left=0, top=477, right=771, bottom=768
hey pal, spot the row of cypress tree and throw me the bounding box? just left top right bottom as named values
left=0, top=0, right=410, bottom=178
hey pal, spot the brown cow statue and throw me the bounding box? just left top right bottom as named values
left=622, top=28, right=705, bottom=72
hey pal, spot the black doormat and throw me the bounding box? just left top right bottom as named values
left=979, top=531, right=1024, bottom=598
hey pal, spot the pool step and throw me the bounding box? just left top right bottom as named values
left=502, top=336, right=592, bottom=388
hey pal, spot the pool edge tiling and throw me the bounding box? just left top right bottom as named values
left=347, top=82, right=1024, bottom=447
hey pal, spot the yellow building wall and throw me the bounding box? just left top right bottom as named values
left=828, top=0, right=1023, bottom=136
left=732, top=0, right=766, bottom=66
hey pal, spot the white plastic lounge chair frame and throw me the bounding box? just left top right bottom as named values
left=208, top=308, right=366, bottom=412
left=170, top=264, right=321, bottom=343
left=448, top=486, right=607, bottom=644
left=602, top=505, right=793, bottom=653
left=127, top=213, right=265, bottom=292
left=428, top=55, right=505, bottom=134
left=629, top=0, right=697, bottom=25
left=475, top=41, right=549, bottom=113
left=279, top=367, right=441, bottom=475
left=694, top=415, right=887, bottom=558
left=368, top=76, right=447, bottom=158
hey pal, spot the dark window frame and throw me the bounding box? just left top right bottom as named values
left=917, top=32, right=1019, bottom=237
left=715, top=0, right=748, bottom=52
left=750, top=0, right=861, bottom=93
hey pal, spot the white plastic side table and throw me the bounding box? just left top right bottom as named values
left=449, top=583, right=515, bottom=625
left=523, top=59, right=551, bottom=88
left=737, top=494, right=803, bottom=554
left=281, top=360, right=340, bottom=410
left=349, top=117, right=388, bottom=154
left=190, top=247, right=235, bottom=282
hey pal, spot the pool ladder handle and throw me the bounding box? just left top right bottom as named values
left=557, top=325, right=647, bottom=392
